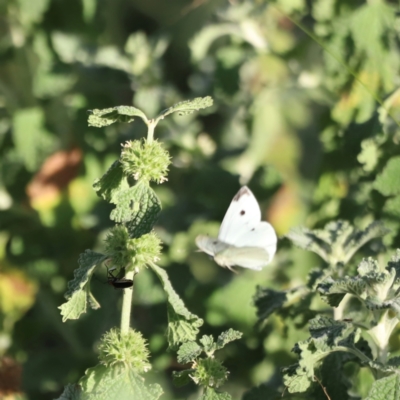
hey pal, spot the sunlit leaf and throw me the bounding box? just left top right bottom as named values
left=150, top=263, right=203, bottom=349
left=88, top=106, right=148, bottom=127
left=79, top=363, right=163, bottom=400
left=158, top=97, right=213, bottom=118
left=365, top=373, right=400, bottom=400
left=59, top=250, right=106, bottom=322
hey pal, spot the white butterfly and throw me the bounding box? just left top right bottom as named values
left=195, top=186, right=277, bottom=271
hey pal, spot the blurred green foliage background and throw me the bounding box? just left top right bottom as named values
left=1, top=0, right=400, bottom=398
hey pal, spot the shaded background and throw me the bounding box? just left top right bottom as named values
left=1, top=0, right=400, bottom=398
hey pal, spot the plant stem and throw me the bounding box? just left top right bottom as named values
left=367, top=311, right=398, bottom=364
left=147, top=120, right=156, bottom=143
left=120, top=270, right=135, bottom=333
left=333, top=293, right=350, bottom=320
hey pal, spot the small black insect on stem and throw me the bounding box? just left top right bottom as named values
left=106, top=267, right=134, bottom=289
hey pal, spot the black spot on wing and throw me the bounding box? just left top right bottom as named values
left=240, top=210, right=245, bottom=215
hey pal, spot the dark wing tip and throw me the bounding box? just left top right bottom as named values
left=233, top=186, right=252, bottom=201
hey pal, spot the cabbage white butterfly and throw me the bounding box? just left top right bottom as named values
left=195, top=186, right=277, bottom=271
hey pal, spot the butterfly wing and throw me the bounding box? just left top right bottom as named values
left=197, top=186, right=277, bottom=271
left=234, top=221, right=277, bottom=259
left=196, top=235, right=233, bottom=264
left=195, top=235, right=217, bottom=256
left=218, top=186, right=261, bottom=245
left=214, top=246, right=272, bottom=270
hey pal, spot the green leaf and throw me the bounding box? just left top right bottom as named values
left=177, top=341, right=202, bottom=364
left=59, top=250, right=106, bottom=322
left=357, top=137, right=382, bottom=172
left=286, top=220, right=389, bottom=265
left=18, top=0, right=51, bottom=27
left=365, top=373, right=400, bottom=400
left=88, top=106, right=148, bottom=127
left=94, top=165, right=161, bottom=238
left=215, top=329, right=242, bottom=350
left=283, top=317, right=360, bottom=394
left=387, top=250, right=400, bottom=280
left=254, top=287, right=289, bottom=321
left=12, top=107, right=55, bottom=171
left=383, top=195, right=400, bottom=219
left=93, top=161, right=129, bottom=203
left=79, top=363, right=163, bottom=400
left=58, top=290, right=89, bottom=323
left=282, top=363, right=312, bottom=394
left=318, top=277, right=364, bottom=307
left=172, top=370, right=194, bottom=387
left=364, top=357, right=400, bottom=374
left=318, top=258, right=400, bottom=313
left=149, top=263, right=203, bottom=349
left=200, top=335, right=216, bottom=354
left=285, top=226, right=335, bottom=262
left=112, top=182, right=162, bottom=238
left=350, top=2, right=395, bottom=58
left=54, top=383, right=82, bottom=400
left=254, top=286, right=311, bottom=323
left=158, top=96, right=213, bottom=119
left=374, top=156, right=400, bottom=196
left=200, top=387, right=232, bottom=400
left=317, top=352, right=351, bottom=400
left=308, top=316, right=356, bottom=349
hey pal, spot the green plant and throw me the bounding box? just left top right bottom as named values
left=2, top=0, right=400, bottom=399
left=253, top=221, right=400, bottom=399
left=57, top=97, right=242, bottom=399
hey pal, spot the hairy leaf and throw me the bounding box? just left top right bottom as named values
left=158, top=96, right=213, bottom=118
left=364, top=357, right=400, bottom=374
left=374, top=157, right=400, bottom=196
left=79, top=363, right=163, bottom=400
left=215, top=329, right=242, bottom=350
left=54, top=383, right=82, bottom=400
left=59, top=250, right=106, bottom=322
left=283, top=317, right=361, bottom=394
left=285, top=226, right=331, bottom=262
left=177, top=341, right=202, bottom=364
left=94, top=165, right=161, bottom=237
left=318, top=277, right=365, bottom=307
left=150, top=263, right=203, bottom=349
left=88, top=106, right=148, bottom=127
left=319, top=258, right=400, bottom=313
left=200, top=335, right=215, bottom=354
left=200, top=387, right=231, bottom=400
left=172, top=370, right=194, bottom=387
left=308, top=316, right=357, bottom=349
left=93, top=161, right=129, bottom=203
left=387, top=250, right=400, bottom=280
left=59, top=290, right=89, bottom=322
left=119, top=182, right=161, bottom=238
left=282, top=363, right=312, bottom=394
left=287, top=220, right=389, bottom=266
left=317, top=352, right=351, bottom=400
left=254, top=286, right=288, bottom=321
left=365, top=373, right=400, bottom=400
left=254, top=285, right=312, bottom=324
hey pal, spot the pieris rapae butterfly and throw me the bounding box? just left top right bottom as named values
left=195, top=186, right=277, bottom=271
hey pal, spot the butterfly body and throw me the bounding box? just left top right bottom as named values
left=196, top=186, right=277, bottom=271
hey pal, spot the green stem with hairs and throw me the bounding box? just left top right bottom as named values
left=120, top=270, right=135, bottom=334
